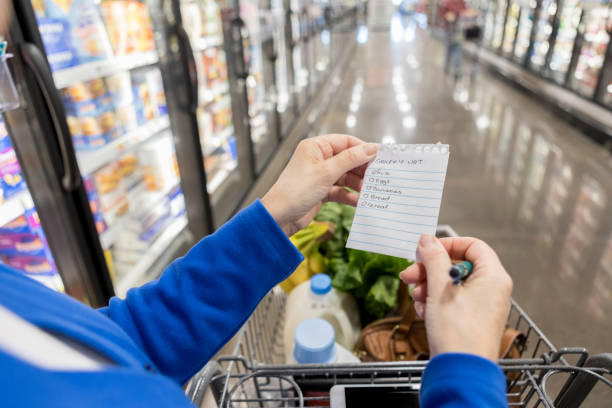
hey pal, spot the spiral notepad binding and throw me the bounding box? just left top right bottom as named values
left=376, top=143, right=450, bottom=154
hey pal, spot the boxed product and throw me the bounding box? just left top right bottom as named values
left=182, top=2, right=203, bottom=39
left=138, top=138, right=178, bottom=191
left=146, top=69, right=167, bottom=116
left=0, top=117, right=12, bottom=153
left=37, top=17, right=80, bottom=71
left=100, top=0, right=154, bottom=55
left=131, top=69, right=157, bottom=124
left=0, top=150, right=26, bottom=201
left=42, top=0, right=113, bottom=65
left=61, top=78, right=122, bottom=149
left=201, top=0, right=222, bottom=36
left=105, top=72, right=134, bottom=107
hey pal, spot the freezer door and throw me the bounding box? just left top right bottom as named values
left=3, top=5, right=113, bottom=306
left=237, top=0, right=281, bottom=174
left=11, top=0, right=196, bottom=299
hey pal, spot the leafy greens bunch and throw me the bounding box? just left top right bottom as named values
left=314, top=202, right=412, bottom=321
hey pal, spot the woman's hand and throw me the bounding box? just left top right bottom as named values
left=262, top=134, right=377, bottom=236
left=400, top=235, right=513, bottom=362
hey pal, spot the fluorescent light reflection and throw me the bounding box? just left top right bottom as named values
left=403, top=116, right=416, bottom=129
left=346, top=114, right=356, bottom=128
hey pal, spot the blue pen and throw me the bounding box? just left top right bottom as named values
left=449, top=261, right=473, bottom=285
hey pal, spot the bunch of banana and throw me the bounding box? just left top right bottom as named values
left=279, top=221, right=334, bottom=293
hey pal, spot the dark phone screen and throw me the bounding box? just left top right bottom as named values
left=344, top=386, right=420, bottom=407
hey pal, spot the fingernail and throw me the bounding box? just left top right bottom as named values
left=419, top=234, right=435, bottom=247
left=363, top=143, right=377, bottom=156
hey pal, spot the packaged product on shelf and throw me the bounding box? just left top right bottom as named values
left=100, top=0, right=155, bottom=55
left=0, top=118, right=12, bottom=153
left=131, top=69, right=157, bottom=124
left=61, top=79, right=121, bottom=149
left=138, top=137, right=179, bottom=191
left=201, top=0, right=222, bottom=36
left=92, top=155, right=144, bottom=226
left=42, top=0, right=113, bottom=66
left=181, top=2, right=203, bottom=39
left=0, top=205, right=56, bottom=276
left=145, top=69, right=167, bottom=116
left=105, top=72, right=134, bottom=107
left=37, top=17, right=79, bottom=71
left=0, top=149, right=26, bottom=201
left=211, top=98, right=232, bottom=132
left=83, top=175, right=108, bottom=234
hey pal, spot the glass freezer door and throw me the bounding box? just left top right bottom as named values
left=29, top=0, right=192, bottom=297
left=491, top=0, right=508, bottom=50
left=569, top=3, right=611, bottom=97
left=239, top=0, right=280, bottom=174
left=502, top=0, right=521, bottom=56
left=530, top=0, right=558, bottom=70
left=547, top=0, right=582, bottom=84
left=0, top=116, right=64, bottom=293
left=513, top=0, right=536, bottom=63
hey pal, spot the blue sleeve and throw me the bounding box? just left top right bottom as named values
left=420, top=353, right=508, bottom=407
left=99, top=200, right=303, bottom=385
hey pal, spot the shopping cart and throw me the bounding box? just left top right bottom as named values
left=186, top=226, right=612, bottom=407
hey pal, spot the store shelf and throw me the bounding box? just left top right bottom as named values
left=203, top=125, right=234, bottom=156
left=115, top=215, right=189, bottom=297
left=0, top=190, right=30, bottom=227
left=208, top=160, right=238, bottom=195
left=76, top=116, right=170, bottom=175
left=201, top=82, right=230, bottom=105
left=195, top=34, right=224, bottom=51
left=53, top=51, right=159, bottom=89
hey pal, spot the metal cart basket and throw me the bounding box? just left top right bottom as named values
left=187, top=226, right=612, bottom=407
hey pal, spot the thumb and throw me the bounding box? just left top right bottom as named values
left=417, top=234, right=452, bottom=298
left=325, top=143, right=378, bottom=183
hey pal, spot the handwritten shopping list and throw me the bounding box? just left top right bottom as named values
left=346, top=144, right=450, bottom=260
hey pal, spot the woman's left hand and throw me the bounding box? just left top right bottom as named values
left=262, top=134, right=377, bottom=236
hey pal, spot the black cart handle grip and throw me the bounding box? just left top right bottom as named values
left=19, top=43, right=81, bottom=192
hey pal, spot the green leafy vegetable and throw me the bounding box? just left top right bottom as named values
left=365, top=275, right=401, bottom=318
left=312, top=202, right=414, bottom=320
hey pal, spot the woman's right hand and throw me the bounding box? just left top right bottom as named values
left=400, top=235, right=513, bottom=362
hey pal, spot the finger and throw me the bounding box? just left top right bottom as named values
left=336, top=172, right=363, bottom=192
left=326, top=186, right=359, bottom=206
left=412, top=282, right=427, bottom=302
left=399, top=262, right=426, bottom=284
left=325, top=144, right=378, bottom=183
left=349, top=162, right=369, bottom=178
left=417, top=234, right=452, bottom=298
left=315, top=134, right=365, bottom=157
left=438, top=237, right=503, bottom=276
left=414, top=301, right=426, bottom=319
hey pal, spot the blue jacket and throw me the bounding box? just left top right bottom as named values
left=0, top=200, right=507, bottom=406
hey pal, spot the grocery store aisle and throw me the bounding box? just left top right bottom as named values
left=313, top=15, right=612, bottom=355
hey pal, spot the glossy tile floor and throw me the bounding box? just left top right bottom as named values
left=313, top=16, right=612, bottom=357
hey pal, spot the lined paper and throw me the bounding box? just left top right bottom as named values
left=346, top=144, right=450, bottom=260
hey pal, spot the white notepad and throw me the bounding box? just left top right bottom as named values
left=346, top=144, right=450, bottom=260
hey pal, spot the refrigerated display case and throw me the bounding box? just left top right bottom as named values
left=491, top=0, right=508, bottom=50
left=547, top=0, right=582, bottom=84
left=502, top=0, right=520, bottom=56
left=530, top=0, right=558, bottom=70
left=272, top=0, right=296, bottom=137
left=285, top=0, right=310, bottom=114
left=513, top=0, right=536, bottom=62
left=483, top=0, right=498, bottom=47
left=238, top=0, right=280, bottom=174
left=0, top=116, right=63, bottom=292
left=569, top=3, right=611, bottom=97
left=4, top=0, right=199, bottom=300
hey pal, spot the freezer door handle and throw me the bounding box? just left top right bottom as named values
left=232, top=17, right=250, bottom=80
left=19, top=42, right=81, bottom=192
left=175, top=24, right=199, bottom=112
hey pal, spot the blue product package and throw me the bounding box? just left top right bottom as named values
left=37, top=18, right=79, bottom=71
left=0, top=118, right=12, bottom=152
left=43, top=0, right=113, bottom=65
